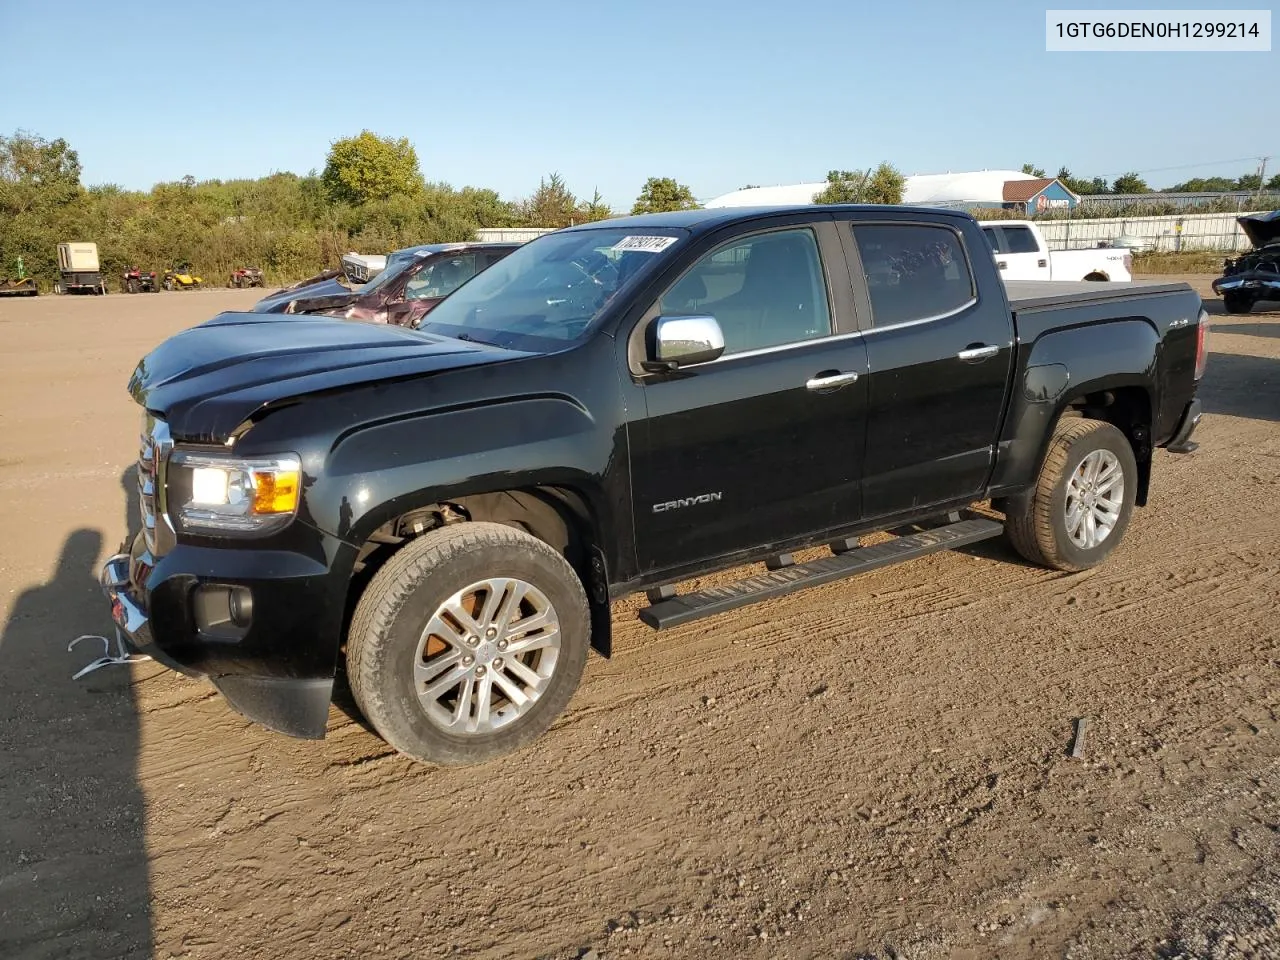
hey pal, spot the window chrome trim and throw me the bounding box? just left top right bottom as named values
left=694, top=294, right=981, bottom=365
left=856, top=295, right=980, bottom=336
left=699, top=328, right=865, bottom=365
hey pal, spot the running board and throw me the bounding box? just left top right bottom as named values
left=638, top=517, right=1004, bottom=631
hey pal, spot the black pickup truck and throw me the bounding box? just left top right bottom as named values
left=101, top=205, right=1207, bottom=765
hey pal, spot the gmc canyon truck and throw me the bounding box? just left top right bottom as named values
left=100, top=205, right=1207, bottom=766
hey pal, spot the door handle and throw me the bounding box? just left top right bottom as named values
left=957, top=344, right=1000, bottom=362
left=1037, top=258, right=1047, bottom=267
left=996, top=260, right=1007, bottom=269
left=806, top=371, right=860, bottom=391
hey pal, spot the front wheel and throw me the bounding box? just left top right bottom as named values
left=1004, top=417, right=1137, bottom=572
left=346, top=521, right=590, bottom=766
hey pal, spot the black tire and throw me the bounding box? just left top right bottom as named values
left=1223, top=293, right=1254, bottom=314
left=346, top=521, right=590, bottom=765
left=1004, top=417, right=1138, bottom=572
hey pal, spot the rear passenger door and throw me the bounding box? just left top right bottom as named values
left=983, top=224, right=1050, bottom=281
left=844, top=220, right=1014, bottom=519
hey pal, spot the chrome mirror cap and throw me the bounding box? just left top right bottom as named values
left=646, top=315, right=725, bottom=371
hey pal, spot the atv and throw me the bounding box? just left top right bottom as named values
left=229, top=266, right=264, bottom=288
left=122, top=266, right=158, bottom=293
left=162, top=262, right=203, bottom=291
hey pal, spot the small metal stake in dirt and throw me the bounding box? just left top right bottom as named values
left=69, top=631, right=152, bottom=680
left=1069, top=716, right=1089, bottom=759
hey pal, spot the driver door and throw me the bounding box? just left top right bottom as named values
left=627, top=222, right=869, bottom=576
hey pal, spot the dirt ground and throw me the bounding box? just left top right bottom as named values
left=0, top=278, right=1276, bottom=960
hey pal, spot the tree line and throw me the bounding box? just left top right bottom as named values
left=3, top=128, right=1276, bottom=290
left=1019, top=162, right=1280, bottom=196
left=0, top=129, right=702, bottom=289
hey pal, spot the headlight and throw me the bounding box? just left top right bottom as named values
left=168, top=450, right=302, bottom=535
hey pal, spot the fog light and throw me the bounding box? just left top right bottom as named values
left=228, top=586, right=253, bottom=626
left=193, top=584, right=253, bottom=639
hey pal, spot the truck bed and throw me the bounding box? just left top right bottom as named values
left=1004, top=279, right=1195, bottom=313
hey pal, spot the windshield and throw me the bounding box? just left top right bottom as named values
left=357, top=249, right=423, bottom=295
left=415, top=227, right=685, bottom=350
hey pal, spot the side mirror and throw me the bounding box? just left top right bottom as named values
left=643, top=315, right=725, bottom=372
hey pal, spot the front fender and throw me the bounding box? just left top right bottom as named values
left=310, top=395, right=617, bottom=550
left=989, top=319, right=1157, bottom=494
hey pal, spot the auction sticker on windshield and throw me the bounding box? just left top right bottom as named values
left=611, top=236, right=679, bottom=253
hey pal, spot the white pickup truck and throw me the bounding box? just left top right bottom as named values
left=978, top=219, right=1132, bottom=282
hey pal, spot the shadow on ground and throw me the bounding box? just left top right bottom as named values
left=1211, top=321, right=1280, bottom=340
left=1201, top=297, right=1280, bottom=318
left=1199, top=352, right=1280, bottom=424
left=0, top=468, right=152, bottom=959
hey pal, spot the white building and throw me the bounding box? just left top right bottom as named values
left=704, top=170, right=1056, bottom=210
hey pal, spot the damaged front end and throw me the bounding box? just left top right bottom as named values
left=1213, top=210, right=1280, bottom=313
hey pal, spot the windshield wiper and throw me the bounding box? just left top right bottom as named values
left=452, top=331, right=498, bottom=347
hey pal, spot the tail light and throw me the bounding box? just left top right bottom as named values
left=1194, top=308, right=1209, bottom=381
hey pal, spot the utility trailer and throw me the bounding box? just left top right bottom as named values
left=54, top=242, right=106, bottom=295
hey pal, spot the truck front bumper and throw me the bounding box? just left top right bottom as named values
left=99, top=532, right=352, bottom=739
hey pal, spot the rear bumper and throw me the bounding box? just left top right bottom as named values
left=1164, top=398, right=1202, bottom=454
left=1212, top=275, right=1280, bottom=298
left=98, top=533, right=349, bottom=739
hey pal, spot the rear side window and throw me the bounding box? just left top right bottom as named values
left=851, top=223, right=975, bottom=327
left=982, top=227, right=1003, bottom=253
left=1002, top=226, right=1039, bottom=254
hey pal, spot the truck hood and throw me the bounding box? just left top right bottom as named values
left=129, top=311, right=525, bottom=442
left=1239, top=210, right=1280, bottom=249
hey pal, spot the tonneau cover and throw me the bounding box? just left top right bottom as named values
left=1004, top=279, right=1195, bottom=312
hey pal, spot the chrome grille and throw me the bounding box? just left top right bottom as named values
left=137, top=414, right=173, bottom=556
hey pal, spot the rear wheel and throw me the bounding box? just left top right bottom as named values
left=1223, top=293, right=1254, bottom=314
left=346, top=521, right=590, bottom=766
left=1004, top=417, right=1137, bottom=572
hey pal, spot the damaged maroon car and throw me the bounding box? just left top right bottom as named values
left=1213, top=210, right=1280, bottom=314
left=260, top=242, right=521, bottom=325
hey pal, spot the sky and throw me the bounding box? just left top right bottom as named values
left=0, top=0, right=1271, bottom=209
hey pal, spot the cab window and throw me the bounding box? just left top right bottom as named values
left=657, top=228, right=832, bottom=355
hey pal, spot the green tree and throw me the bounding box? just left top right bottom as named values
left=1168, top=176, right=1236, bottom=192
left=321, top=130, right=424, bottom=206
left=1111, top=172, right=1150, bottom=194
left=517, top=172, right=580, bottom=228
left=1268, top=173, right=1280, bottom=191
left=577, top=188, right=615, bottom=222
left=0, top=130, right=83, bottom=212
left=1056, top=167, right=1106, bottom=196
left=1021, top=163, right=1047, bottom=178
left=813, top=169, right=868, bottom=204
left=813, top=163, right=905, bottom=205
left=630, top=177, right=699, bottom=214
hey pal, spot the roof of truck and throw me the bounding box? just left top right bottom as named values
left=562, top=204, right=978, bottom=234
